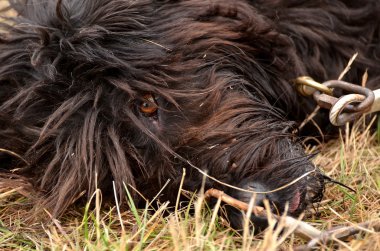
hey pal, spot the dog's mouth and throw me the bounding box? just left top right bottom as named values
left=288, top=190, right=301, bottom=213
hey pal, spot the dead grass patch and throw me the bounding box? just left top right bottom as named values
left=0, top=117, right=379, bottom=250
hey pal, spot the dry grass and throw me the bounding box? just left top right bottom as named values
left=0, top=116, right=379, bottom=251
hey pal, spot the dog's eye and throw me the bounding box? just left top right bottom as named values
left=139, top=94, right=158, bottom=116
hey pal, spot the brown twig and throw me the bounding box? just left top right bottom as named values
left=204, top=188, right=380, bottom=249
left=204, top=188, right=265, bottom=215
left=296, top=220, right=380, bottom=251
left=204, top=188, right=321, bottom=240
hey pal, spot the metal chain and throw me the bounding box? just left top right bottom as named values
left=294, top=76, right=380, bottom=126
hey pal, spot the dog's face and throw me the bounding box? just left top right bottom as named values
left=0, top=0, right=325, bottom=225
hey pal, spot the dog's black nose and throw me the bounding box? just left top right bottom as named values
left=221, top=181, right=271, bottom=231
left=222, top=180, right=302, bottom=232
left=223, top=203, right=269, bottom=232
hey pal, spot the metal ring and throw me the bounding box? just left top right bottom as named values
left=294, top=76, right=333, bottom=96
left=329, top=94, right=366, bottom=126
left=322, top=80, right=375, bottom=113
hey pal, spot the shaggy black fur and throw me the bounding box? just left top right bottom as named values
left=0, top=0, right=379, bottom=229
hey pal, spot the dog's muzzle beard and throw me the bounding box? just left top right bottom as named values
left=207, top=161, right=324, bottom=231
left=176, top=116, right=325, bottom=231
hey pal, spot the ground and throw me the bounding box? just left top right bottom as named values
left=0, top=117, right=379, bottom=250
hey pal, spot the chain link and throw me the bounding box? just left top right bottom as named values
left=294, top=77, right=379, bottom=126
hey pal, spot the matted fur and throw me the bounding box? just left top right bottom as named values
left=0, top=0, right=379, bottom=228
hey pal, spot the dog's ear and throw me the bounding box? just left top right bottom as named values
left=195, top=1, right=305, bottom=111
left=0, top=0, right=144, bottom=217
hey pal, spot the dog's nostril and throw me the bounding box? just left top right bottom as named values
left=246, top=182, right=269, bottom=206
left=228, top=181, right=272, bottom=209
left=242, top=181, right=301, bottom=214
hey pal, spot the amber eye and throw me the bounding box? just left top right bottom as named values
left=139, top=94, right=158, bottom=116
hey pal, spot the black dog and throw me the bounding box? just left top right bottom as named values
left=0, top=0, right=379, bottom=229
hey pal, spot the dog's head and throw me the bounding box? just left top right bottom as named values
left=0, top=0, right=324, bottom=220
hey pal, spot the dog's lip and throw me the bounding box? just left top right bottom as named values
left=288, top=190, right=301, bottom=213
